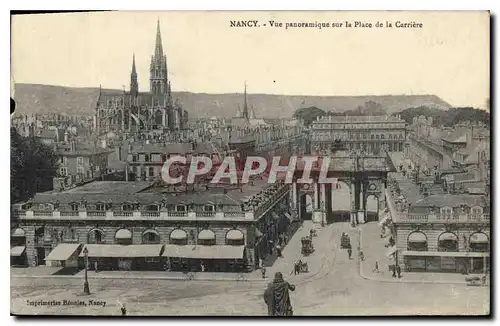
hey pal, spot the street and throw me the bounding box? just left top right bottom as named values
left=11, top=222, right=489, bottom=316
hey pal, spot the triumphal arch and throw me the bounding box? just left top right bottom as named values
left=290, top=151, right=397, bottom=225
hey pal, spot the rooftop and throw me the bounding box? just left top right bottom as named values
left=413, top=194, right=488, bottom=208
left=315, top=115, right=406, bottom=123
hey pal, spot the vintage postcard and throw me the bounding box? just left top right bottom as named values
left=10, top=11, right=490, bottom=316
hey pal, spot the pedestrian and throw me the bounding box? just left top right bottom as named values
left=391, top=265, right=397, bottom=278
left=94, top=260, right=99, bottom=273
left=283, top=234, right=288, bottom=245
left=294, top=260, right=301, bottom=275
left=347, top=247, right=352, bottom=260
left=276, top=245, right=282, bottom=258
left=359, top=250, right=364, bottom=261
left=261, top=267, right=267, bottom=279
left=373, top=261, right=380, bottom=273
left=396, top=265, right=402, bottom=278
left=117, top=300, right=127, bottom=316
left=268, top=240, right=274, bottom=256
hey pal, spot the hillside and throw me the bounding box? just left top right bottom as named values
left=13, top=83, right=452, bottom=118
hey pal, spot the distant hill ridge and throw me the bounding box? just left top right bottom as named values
left=13, top=83, right=452, bottom=118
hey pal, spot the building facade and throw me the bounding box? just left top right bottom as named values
left=95, top=20, right=188, bottom=136
left=311, top=116, right=407, bottom=154
left=11, top=180, right=293, bottom=272
left=387, top=188, right=490, bottom=274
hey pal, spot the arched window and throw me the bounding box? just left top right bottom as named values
left=198, top=229, right=216, bottom=246
left=407, top=231, right=427, bottom=251
left=147, top=204, right=159, bottom=211
left=438, top=232, right=458, bottom=252
left=142, top=229, right=160, bottom=244
left=170, top=228, right=188, bottom=245
left=226, top=229, right=244, bottom=246
left=88, top=229, right=104, bottom=244
left=115, top=229, right=132, bottom=244
left=203, top=205, right=215, bottom=212
left=469, top=232, right=489, bottom=252
left=371, top=135, right=375, bottom=140
left=176, top=205, right=187, bottom=212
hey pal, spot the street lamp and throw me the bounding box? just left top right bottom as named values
left=83, top=247, right=90, bottom=295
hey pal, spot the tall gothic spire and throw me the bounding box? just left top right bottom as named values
left=130, top=53, right=138, bottom=96
left=131, top=53, right=137, bottom=76
left=154, top=19, right=163, bottom=60
left=242, top=81, right=249, bottom=120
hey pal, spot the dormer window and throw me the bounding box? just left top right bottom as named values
left=132, top=155, right=138, bottom=162
left=175, top=205, right=186, bottom=212
left=70, top=203, right=79, bottom=211
left=145, top=154, right=151, bottom=162
left=203, top=205, right=215, bottom=212
left=122, top=203, right=135, bottom=211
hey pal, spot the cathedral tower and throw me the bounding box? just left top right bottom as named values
left=150, top=20, right=168, bottom=96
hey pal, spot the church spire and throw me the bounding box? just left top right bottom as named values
left=242, top=81, right=249, bottom=120
left=130, top=53, right=138, bottom=96
left=131, top=53, right=137, bottom=75
left=154, top=19, right=163, bottom=60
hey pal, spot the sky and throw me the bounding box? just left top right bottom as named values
left=11, top=11, right=490, bottom=109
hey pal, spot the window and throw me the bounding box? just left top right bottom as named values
left=376, top=135, right=379, bottom=139
left=77, top=166, right=85, bottom=175
left=132, top=166, right=137, bottom=174
left=203, top=205, right=215, bottom=212
left=77, top=157, right=84, bottom=166
left=60, top=156, right=67, bottom=164
left=147, top=204, right=159, bottom=211
left=132, top=155, right=138, bottom=162
left=86, top=171, right=91, bottom=179
left=381, top=135, right=385, bottom=140
left=88, top=229, right=104, bottom=244
left=363, top=134, right=367, bottom=139
left=440, top=206, right=453, bottom=219
left=471, top=206, right=483, bottom=219
left=96, top=203, right=105, bottom=211
left=145, top=154, right=151, bottom=162
left=122, top=203, right=135, bottom=211
left=388, top=134, right=393, bottom=140
left=70, top=203, right=79, bottom=211
left=59, top=167, right=67, bottom=176
left=176, top=205, right=186, bottom=212
left=149, top=167, right=155, bottom=177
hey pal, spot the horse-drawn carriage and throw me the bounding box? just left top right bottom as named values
left=301, top=236, right=315, bottom=255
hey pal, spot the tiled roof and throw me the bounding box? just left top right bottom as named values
left=130, top=142, right=193, bottom=155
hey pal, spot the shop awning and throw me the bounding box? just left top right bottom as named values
left=115, top=229, right=132, bottom=240
left=45, top=243, right=82, bottom=261
left=170, top=229, right=187, bottom=240
left=80, top=244, right=164, bottom=258
left=11, top=228, right=26, bottom=237
left=438, top=233, right=458, bottom=242
left=402, top=250, right=489, bottom=258
left=198, top=229, right=215, bottom=241
left=408, top=232, right=427, bottom=243
left=226, top=229, right=244, bottom=241
left=11, top=246, right=26, bottom=257
left=162, top=245, right=245, bottom=259
left=470, top=233, right=489, bottom=243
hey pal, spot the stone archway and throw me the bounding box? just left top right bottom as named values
left=330, top=180, right=351, bottom=223
left=365, top=194, right=379, bottom=222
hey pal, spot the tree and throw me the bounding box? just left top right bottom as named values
left=293, top=106, right=327, bottom=126
left=11, top=128, right=59, bottom=204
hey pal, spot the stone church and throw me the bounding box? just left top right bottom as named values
left=95, top=20, right=188, bottom=135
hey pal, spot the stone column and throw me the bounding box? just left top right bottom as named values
left=350, top=180, right=357, bottom=225
left=312, top=182, right=322, bottom=224
left=358, top=181, right=366, bottom=224
left=320, top=183, right=326, bottom=225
